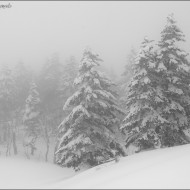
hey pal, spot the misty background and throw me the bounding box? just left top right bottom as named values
left=1, top=0, right=190, bottom=183
left=1, top=1, right=190, bottom=77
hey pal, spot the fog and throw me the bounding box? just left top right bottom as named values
left=1, top=1, right=190, bottom=76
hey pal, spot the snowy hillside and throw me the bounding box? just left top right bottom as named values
left=1, top=144, right=190, bottom=189
left=0, top=157, right=75, bottom=189
left=49, top=144, right=190, bottom=189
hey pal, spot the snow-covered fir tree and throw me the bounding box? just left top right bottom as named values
left=55, top=48, right=125, bottom=170
left=121, top=37, right=168, bottom=151
left=37, top=53, right=64, bottom=133
left=119, top=48, right=137, bottom=106
left=38, top=53, right=63, bottom=106
left=58, top=56, right=78, bottom=99
left=13, top=61, right=32, bottom=109
left=121, top=48, right=137, bottom=88
left=23, top=82, right=41, bottom=155
left=155, top=14, right=190, bottom=146
left=0, top=65, right=16, bottom=121
left=0, top=65, right=18, bottom=155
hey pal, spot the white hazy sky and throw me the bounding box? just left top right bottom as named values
left=0, top=1, right=190, bottom=75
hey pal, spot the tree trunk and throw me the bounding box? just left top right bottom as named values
left=31, top=146, right=35, bottom=155
left=6, top=125, right=11, bottom=157
left=24, top=147, right=30, bottom=159
left=53, top=139, right=59, bottom=164
left=45, top=141, right=49, bottom=162
left=45, top=127, right=50, bottom=162
left=12, top=129, right=18, bottom=155
left=3, top=126, right=7, bottom=142
left=30, top=134, right=37, bottom=156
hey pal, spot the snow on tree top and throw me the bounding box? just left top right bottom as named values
left=80, top=57, right=97, bottom=69
left=143, top=36, right=149, bottom=42
left=167, top=13, right=175, bottom=23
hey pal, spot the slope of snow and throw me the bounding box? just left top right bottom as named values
left=0, top=157, right=75, bottom=189
left=49, top=144, right=190, bottom=189
left=1, top=144, right=190, bottom=189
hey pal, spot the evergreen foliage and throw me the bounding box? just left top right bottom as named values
left=55, top=48, right=125, bottom=170
left=58, top=56, right=78, bottom=100
left=0, top=65, right=16, bottom=121
left=119, top=48, right=137, bottom=106
left=121, top=37, right=166, bottom=150
left=122, top=14, right=190, bottom=150
left=155, top=14, right=190, bottom=146
left=23, top=82, right=41, bottom=155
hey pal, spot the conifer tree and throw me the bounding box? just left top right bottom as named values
left=119, top=48, right=137, bottom=106
left=55, top=48, right=125, bottom=170
left=121, top=37, right=168, bottom=150
left=23, top=82, right=41, bottom=155
left=38, top=53, right=63, bottom=108
left=156, top=14, right=190, bottom=146
left=0, top=65, right=18, bottom=154
left=0, top=65, right=16, bottom=121
left=58, top=56, right=78, bottom=99
left=38, top=53, right=64, bottom=130
left=13, top=61, right=32, bottom=109
left=122, top=48, right=137, bottom=89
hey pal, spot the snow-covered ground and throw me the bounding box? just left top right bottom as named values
left=1, top=144, right=190, bottom=189
left=0, top=157, right=75, bottom=189
left=49, top=144, right=190, bottom=189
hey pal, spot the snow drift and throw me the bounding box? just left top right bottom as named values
left=49, top=144, right=190, bottom=189
left=0, top=157, right=75, bottom=189
left=1, top=144, right=190, bottom=189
